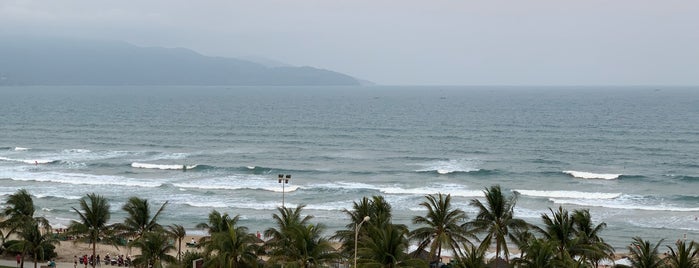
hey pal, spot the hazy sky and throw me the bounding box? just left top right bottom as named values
left=1, top=0, right=698, bottom=85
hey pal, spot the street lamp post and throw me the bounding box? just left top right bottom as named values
left=278, top=174, right=291, bottom=207
left=354, top=216, right=370, bottom=268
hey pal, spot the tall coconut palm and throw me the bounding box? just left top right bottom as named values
left=166, top=224, right=187, bottom=261
left=539, top=206, right=577, bottom=261
left=114, top=197, right=168, bottom=240
left=332, top=196, right=394, bottom=258
left=264, top=205, right=313, bottom=241
left=571, top=209, right=613, bottom=267
left=469, top=185, right=527, bottom=266
left=453, top=241, right=489, bottom=268
left=196, top=210, right=240, bottom=234
left=264, top=205, right=313, bottom=266
left=0, top=189, right=49, bottom=266
left=627, top=237, right=664, bottom=268
left=284, top=223, right=339, bottom=267
left=203, top=222, right=259, bottom=268
left=410, top=193, right=473, bottom=262
left=67, top=193, right=113, bottom=268
left=129, top=231, right=177, bottom=268
left=1, top=189, right=49, bottom=240
left=8, top=222, right=59, bottom=268
left=665, top=239, right=698, bottom=268
left=359, top=224, right=424, bottom=268
left=512, top=238, right=559, bottom=268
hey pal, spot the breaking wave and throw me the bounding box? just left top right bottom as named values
left=131, top=162, right=198, bottom=170
left=563, top=170, right=621, bottom=180
left=0, top=157, right=57, bottom=164
left=514, top=189, right=621, bottom=199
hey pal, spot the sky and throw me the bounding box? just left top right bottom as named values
left=1, top=0, right=698, bottom=85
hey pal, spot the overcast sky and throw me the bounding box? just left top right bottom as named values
left=1, top=0, right=697, bottom=85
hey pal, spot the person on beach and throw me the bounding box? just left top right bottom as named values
left=74, top=255, right=78, bottom=268
left=16, top=254, right=21, bottom=268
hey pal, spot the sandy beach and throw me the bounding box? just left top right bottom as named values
left=0, top=235, right=203, bottom=268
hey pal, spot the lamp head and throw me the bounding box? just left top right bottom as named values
left=363, top=216, right=370, bottom=222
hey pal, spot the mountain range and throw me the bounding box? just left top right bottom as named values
left=0, top=37, right=361, bottom=86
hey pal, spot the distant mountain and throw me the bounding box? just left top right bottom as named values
left=0, top=37, right=361, bottom=86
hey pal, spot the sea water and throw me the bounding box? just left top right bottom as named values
left=1, top=86, right=698, bottom=251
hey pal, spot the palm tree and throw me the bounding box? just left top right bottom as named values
left=114, top=197, right=168, bottom=240
left=512, top=238, right=558, bottom=268
left=203, top=222, right=259, bottom=268
left=665, top=239, right=698, bottom=268
left=627, top=237, right=665, bottom=268
left=453, top=241, right=489, bottom=268
left=332, top=196, right=394, bottom=259
left=410, top=193, right=473, bottom=263
left=7, top=222, right=58, bottom=268
left=67, top=193, right=113, bottom=268
left=166, top=224, right=187, bottom=261
left=197, top=210, right=240, bottom=234
left=469, top=185, right=527, bottom=266
left=359, top=224, right=424, bottom=267
left=539, top=206, right=577, bottom=261
left=571, top=209, right=613, bottom=267
left=285, top=223, right=339, bottom=267
left=264, top=205, right=313, bottom=266
left=0, top=189, right=49, bottom=266
left=129, top=231, right=177, bottom=268
left=1, top=189, right=49, bottom=240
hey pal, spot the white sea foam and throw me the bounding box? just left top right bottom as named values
left=381, top=186, right=484, bottom=197
left=172, top=175, right=300, bottom=192
left=314, top=182, right=377, bottom=190
left=246, top=166, right=255, bottom=170
left=62, top=149, right=91, bottom=153
left=563, top=170, right=621, bottom=180
left=549, top=198, right=699, bottom=212
left=305, top=201, right=352, bottom=211
left=34, top=193, right=83, bottom=200
left=0, top=157, right=56, bottom=164
left=416, top=159, right=480, bottom=174
left=514, top=189, right=621, bottom=199
left=14, top=147, right=30, bottom=151
left=3, top=171, right=162, bottom=188
left=131, top=162, right=198, bottom=170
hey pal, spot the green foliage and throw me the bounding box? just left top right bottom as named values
left=180, top=251, right=205, bottom=268
left=129, top=230, right=177, bottom=268
left=167, top=224, right=187, bottom=261
left=665, top=240, right=699, bottom=268
left=410, top=193, right=474, bottom=262
left=8, top=222, right=59, bottom=268
left=115, top=197, right=168, bottom=240
left=469, top=185, right=527, bottom=264
left=265, top=205, right=339, bottom=267
left=628, top=237, right=665, bottom=268
left=202, top=222, right=259, bottom=268
left=67, top=193, right=113, bottom=267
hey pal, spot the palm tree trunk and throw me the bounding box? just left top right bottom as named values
left=496, top=237, right=501, bottom=267
left=92, top=239, right=97, bottom=268
left=177, top=239, right=182, bottom=261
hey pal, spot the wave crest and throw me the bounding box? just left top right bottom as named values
left=514, top=189, right=621, bottom=199
left=563, top=170, right=621, bottom=180
left=416, top=159, right=480, bottom=174
left=131, top=162, right=198, bottom=170
left=0, top=157, right=57, bottom=164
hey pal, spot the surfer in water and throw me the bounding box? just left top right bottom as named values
left=183, top=165, right=187, bottom=172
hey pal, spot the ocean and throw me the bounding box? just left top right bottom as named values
left=1, top=85, right=698, bottom=251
